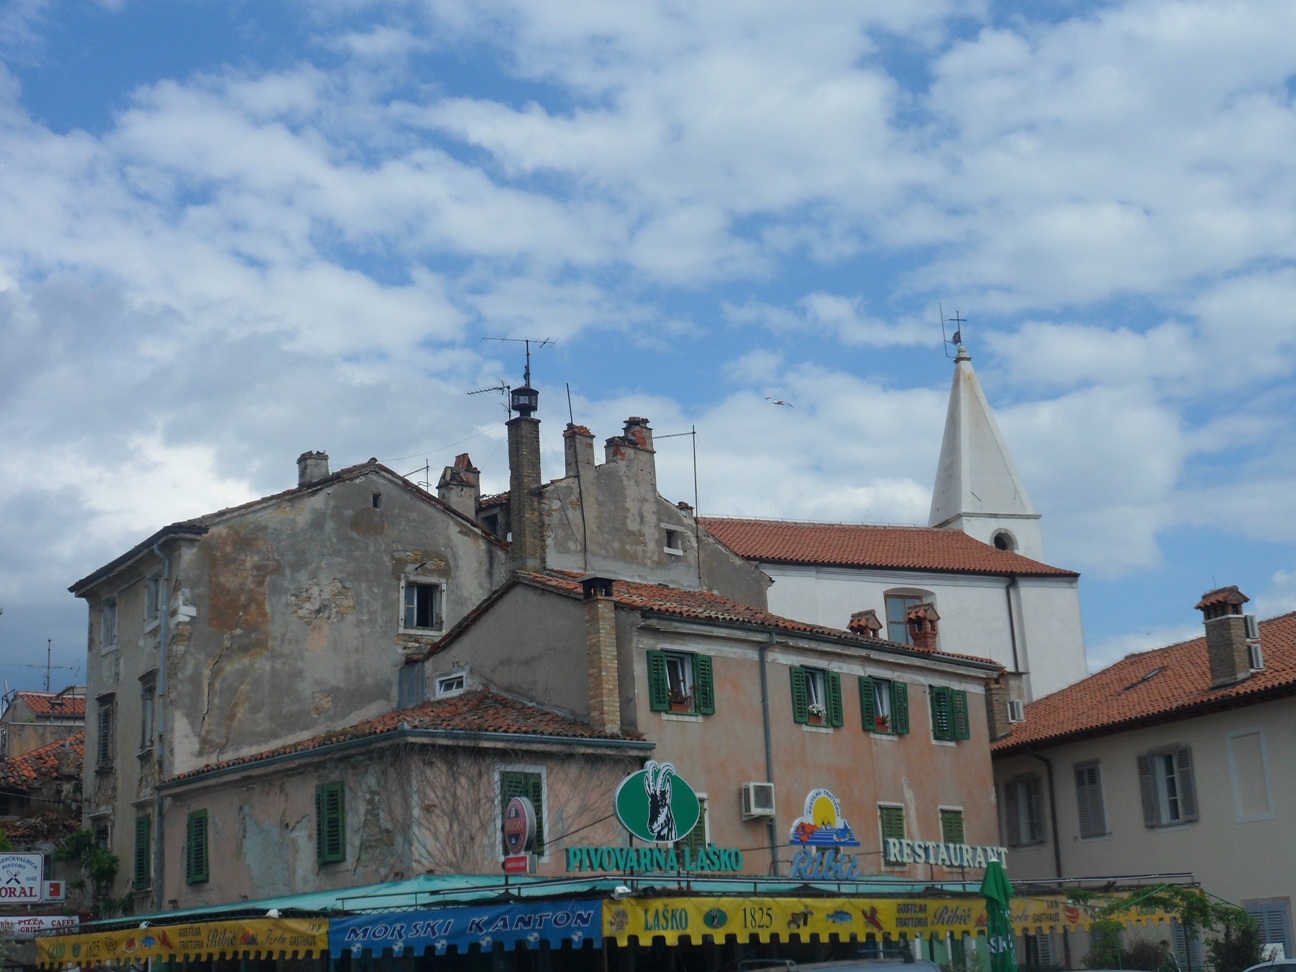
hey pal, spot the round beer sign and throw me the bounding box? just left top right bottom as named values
left=613, top=760, right=700, bottom=843
left=503, top=796, right=536, bottom=854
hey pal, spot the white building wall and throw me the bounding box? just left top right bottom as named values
left=995, top=697, right=1296, bottom=947
left=761, top=565, right=1087, bottom=698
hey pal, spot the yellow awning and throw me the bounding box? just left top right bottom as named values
left=36, top=918, right=328, bottom=967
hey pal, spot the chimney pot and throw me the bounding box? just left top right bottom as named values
left=848, top=609, right=882, bottom=638
left=1197, top=586, right=1252, bottom=688
left=905, top=602, right=941, bottom=651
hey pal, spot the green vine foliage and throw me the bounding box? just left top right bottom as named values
left=55, top=829, right=121, bottom=908
left=0, top=830, right=12, bottom=852
left=1077, top=886, right=1261, bottom=972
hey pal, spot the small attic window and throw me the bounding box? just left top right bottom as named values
left=372, top=492, right=382, bottom=509
left=992, top=530, right=1017, bottom=552
left=664, top=527, right=685, bottom=555
left=1124, top=666, right=1165, bottom=691
left=435, top=672, right=466, bottom=698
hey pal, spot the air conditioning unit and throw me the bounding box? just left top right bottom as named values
left=1007, top=699, right=1025, bottom=723
left=1244, top=614, right=1260, bottom=641
left=741, top=782, right=776, bottom=819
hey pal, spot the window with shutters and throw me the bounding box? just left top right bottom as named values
left=400, top=577, right=444, bottom=632
left=95, top=694, right=115, bottom=770
left=1003, top=774, right=1045, bottom=846
left=1074, top=761, right=1108, bottom=839
left=879, top=804, right=906, bottom=865
left=315, top=782, right=346, bottom=865
left=647, top=650, right=715, bottom=716
left=139, top=674, right=156, bottom=754
left=1138, top=747, right=1198, bottom=827
left=1245, top=901, right=1292, bottom=962
left=144, top=573, right=162, bottom=628
left=1171, top=919, right=1204, bottom=969
left=929, top=686, right=971, bottom=742
left=859, top=677, right=909, bottom=735
left=499, top=767, right=545, bottom=857
left=676, top=795, right=709, bottom=859
left=134, top=815, right=151, bottom=889
left=185, top=810, right=209, bottom=884
left=790, top=666, right=843, bottom=727
left=940, top=808, right=965, bottom=844
left=1023, top=932, right=1054, bottom=968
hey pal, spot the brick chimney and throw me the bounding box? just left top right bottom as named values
left=507, top=410, right=545, bottom=573
left=905, top=602, right=941, bottom=651
left=583, top=577, right=620, bottom=731
left=297, top=451, right=330, bottom=485
left=436, top=453, right=480, bottom=518
left=848, top=609, right=882, bottom=638
left=984, top=674, right=1011, bottom=741
left=1196, top=585, right=1252, bottom=688
left=564, top=424, right=596, bottom=477
left=604, top=417, right=657, bottom=485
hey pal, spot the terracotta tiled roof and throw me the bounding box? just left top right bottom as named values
left=993, top=611, right=1296, bottom=753
left=0, top=732, right=84, bottom=792
left=6, top=692, right=86, bottom=718
left=165, top=691, right=644, bottom=783
left=510, top=572, right=1001, bottom=671
left=699, top=517, right=1077, bottom=577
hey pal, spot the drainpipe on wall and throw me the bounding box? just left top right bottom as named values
left=759, top=631, right=780, bottom=875
left=1005, top=577, right=1022, bottom=675
left=1028, top=748, right=1070, bottom=969
left=151, top=539, right=170, bottom=914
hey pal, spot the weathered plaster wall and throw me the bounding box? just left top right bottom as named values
left=166, top=472, right=505, bottom=772
left=161, top=740, right=640, bottom=905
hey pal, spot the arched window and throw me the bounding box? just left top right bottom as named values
left=883, top=589, right=933, bottom=645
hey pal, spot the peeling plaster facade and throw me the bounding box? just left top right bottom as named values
left=158, top=736, right=643, bottom=907
left=70, top=459, right=508, bottom=907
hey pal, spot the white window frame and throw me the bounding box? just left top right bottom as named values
left=101, top=597, right=118, bottom=651
left=804, top=667, right=827, bottom=720
left=883, top=589, right=932, bottom=645
left=665, top=652, right=696, bottom=707
left=1140, top=747, right=1197, bottom=827
left=663, top=526, right=685, bottom=556
left=1004, top=773, right=1045, bottom=846
left=435, top=672, right=466, bottom=698
left=400, top=577, right=445, bottom=633
left=872, top=677, right=894, bottom=724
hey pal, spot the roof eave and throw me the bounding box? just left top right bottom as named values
left=68, top=523, right=209, bottom=596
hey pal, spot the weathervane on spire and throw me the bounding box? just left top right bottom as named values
left=939, top=305, right=967, bottom=359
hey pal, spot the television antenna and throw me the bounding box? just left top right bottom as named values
left=467, top=381, right=512, bottom=417
left=939, top=305, right=967, bottom=359
left=483, top=337, right=555, bottom=389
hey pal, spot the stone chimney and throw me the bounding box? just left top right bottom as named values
left=583, top=577, right=620, bottom=731
left=507, top=410, right=545, bottom=573
left=436, top=453, right=480, bottom=518
left=1196, top=585, right=1252, bottom=688
left=604, top=417, right=657, bottom=486
left=905, top=602, right=941, bottom=652
left=564, top=424, right=596, bottom=478
left=297, top=451, right=330, bottom=486
left=848, top=609, right=882, bottom=638
left=984, top=674, right=1011, bottom=741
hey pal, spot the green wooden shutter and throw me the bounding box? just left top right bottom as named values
left=941, top=809, right=965, bottom=844
left=952, top=690, right=971, bottom=740
left=930, top=686, right=953, bottom=740
left=315, top=782, right=346, bottom=864
left=826, top=671, right=844, bottom=727
left=694, top=655, right=715, bottom=715
left=859, top=677, right=876, bottom=732
left=185, top=810, right=209, bottom=884
left=134, top=815, right=151, bottom=889
left=879, top=805, right=906, bottom=841
left=790, top=667, right=808, bottom=724
left=647, top=651, right=669, bottom=711
left=677, top=798, right=708, bottom=857
left=893, top=681, right=910, bottom=735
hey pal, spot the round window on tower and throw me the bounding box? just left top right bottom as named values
left=992, top=530, right=1017, bottom=552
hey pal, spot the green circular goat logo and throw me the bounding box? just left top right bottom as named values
left=614, top=760, right=700, bottom=843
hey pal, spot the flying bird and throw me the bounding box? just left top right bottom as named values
left=765, top=397, right=794, bottom=407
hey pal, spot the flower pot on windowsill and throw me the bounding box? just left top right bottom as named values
left=669, top=700, right=694, bottom=713
left=874, top=717, right=891, bottom=732
left=807, top=709, right=827, bottom=726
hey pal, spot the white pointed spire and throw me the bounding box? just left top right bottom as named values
left=928, top=344, right=1044, bottom=560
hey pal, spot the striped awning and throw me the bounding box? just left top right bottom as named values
left=36, top=918, right=327, bottom=967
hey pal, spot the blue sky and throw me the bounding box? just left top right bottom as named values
left=1, top=0, right=1295, bottom=696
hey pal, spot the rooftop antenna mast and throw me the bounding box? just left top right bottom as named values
left=467, top=381, right=512, bottom=417
left=483, top=337, right=556, bottom=415
left=939, top=304, right=967, bottom=359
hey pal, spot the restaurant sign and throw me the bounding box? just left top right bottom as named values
left=0, top=915, right=78, bottom=941
left=882, top=838, right=1008, bottom=869
left=0, top=854, right=43, bottom=901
